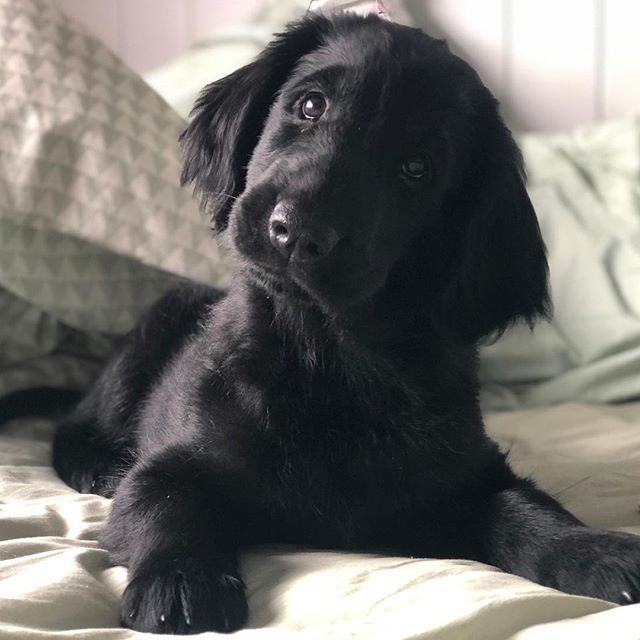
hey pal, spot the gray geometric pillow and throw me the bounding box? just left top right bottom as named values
left=0, top=0, right=231, bottom=394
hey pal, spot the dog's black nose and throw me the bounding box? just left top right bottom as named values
left=268, top=206, right=340, bottom=263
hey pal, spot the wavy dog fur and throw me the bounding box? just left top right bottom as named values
left=51, top=12, right=640, bottom=635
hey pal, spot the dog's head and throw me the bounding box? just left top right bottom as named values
left=181, top=13, right=549, bottom=343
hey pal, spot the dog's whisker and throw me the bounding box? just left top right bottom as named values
left=207, top=191, right=239, bottom=201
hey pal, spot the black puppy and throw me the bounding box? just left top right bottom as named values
left=50, top=12, right=640, bottom=635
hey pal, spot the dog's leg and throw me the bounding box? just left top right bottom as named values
left=52, top=283, right=222, bottom=499
left=458, top=478, right=640, bottom=604
left=100, top=445, right=249, bottom=635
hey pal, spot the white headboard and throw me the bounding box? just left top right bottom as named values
left=416, top=0, right=640, bottom=131
left=56, top=0, right=640, bottom=132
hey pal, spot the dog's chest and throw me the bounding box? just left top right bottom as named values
left=202, top=335, right=478, bottom=546
left=231, top=360, right=449, bottom=542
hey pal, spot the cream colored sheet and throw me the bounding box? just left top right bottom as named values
left=1, top=404, right=639, bottom=639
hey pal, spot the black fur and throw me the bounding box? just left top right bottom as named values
left=49, top=13, right=640, bottom=635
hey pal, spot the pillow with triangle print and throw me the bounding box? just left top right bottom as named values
left=0, top=0, right=232, bottom=395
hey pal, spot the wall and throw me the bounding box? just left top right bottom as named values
left=55, top=0, right=640, bottom=132
left=414, top=0, right=640, bottom=131
left=54, top=0, right=258, bottom=74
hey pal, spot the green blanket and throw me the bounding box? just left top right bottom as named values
left=480, top=116, right=640, bottom=409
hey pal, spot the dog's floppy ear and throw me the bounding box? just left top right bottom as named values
left=440, top=96, right=551, bottom=344
left=180, top=15, right=331, bottom=232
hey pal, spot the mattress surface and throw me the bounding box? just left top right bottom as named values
left=1, top=402, right=639, bottom=639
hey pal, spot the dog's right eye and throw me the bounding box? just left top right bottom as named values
left=300, top=93, right=327, bottom=121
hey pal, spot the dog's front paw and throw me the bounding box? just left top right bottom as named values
left=121, top=555, right=248, bottom=635
left=538, top=528, right=640, bottom=604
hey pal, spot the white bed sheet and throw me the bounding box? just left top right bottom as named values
left=1, top=403, right=639, bottom=639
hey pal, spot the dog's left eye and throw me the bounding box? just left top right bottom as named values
left=300, top=93, right=327, bottom=121
left=401, top=155, right=431, bottom=181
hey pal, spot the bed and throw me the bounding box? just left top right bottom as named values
left=1, top=0, right=640, bottom=638
left=2, top=404, right=640, bottom=639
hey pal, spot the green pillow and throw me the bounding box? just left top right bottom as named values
left=480, top=116, right=640, bottom=409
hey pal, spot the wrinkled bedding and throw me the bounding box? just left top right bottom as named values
left=1, top=402, right=639, bottom=639
left=480, top=115, right=640, bottom=410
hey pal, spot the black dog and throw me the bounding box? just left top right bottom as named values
left=49, top=12, right=640, bottom=635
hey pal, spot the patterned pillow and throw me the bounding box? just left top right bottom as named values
left=0, top=0, right=231, bottom=394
